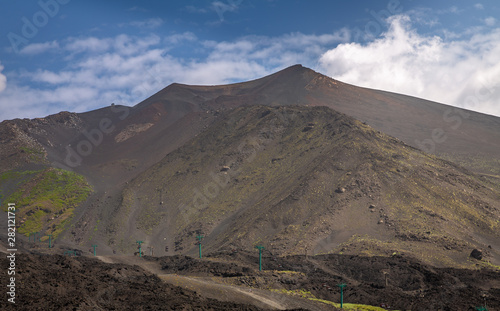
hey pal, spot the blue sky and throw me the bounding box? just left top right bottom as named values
left=0, top=0, right=499, bottom=121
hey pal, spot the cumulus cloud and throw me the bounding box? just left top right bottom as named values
left=319, top=15, right=500, bottom=117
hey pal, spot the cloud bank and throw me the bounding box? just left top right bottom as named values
left=319, top=15, right=500, bottom=117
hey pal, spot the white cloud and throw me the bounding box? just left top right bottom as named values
left=164, top=32, right=197, bottom=45
left=0, top=63, right=6, bottom=93
left=484, top=17, right=496, bottom=26
left=112, top=34, right=161, bottom=56
left=448, top=6, right=461, bottom=14
left=204, top=30, right=349, bottom=69
left=65, top=37, right=112, bottom=54
left=20, top=41, right=60, bottom=55
left=211, top=0, right=241, bottom=21
left=319, top=15, right=500, bottom=117
left=0, top=30, right=349, bottom=121
left=474, top=3, right=484, bottom=10
left=63, top=34, right=161, bottom=58
left=211, top=1, right=239, bottom=13
left=32, top=70, right=72, bottom=84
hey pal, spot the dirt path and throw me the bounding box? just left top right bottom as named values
left=96, top=255, right=165, bottom=273
left=95, top=255, right=333, bottom=311
left=96, top=255, right=285, bottom=309
left=160, top=274, right=286, bottom=310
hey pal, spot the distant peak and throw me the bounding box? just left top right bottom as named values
left=282, top=64, right=306, bottom=71
left=266, top=64, right=317, bottom=78
left=278, top=64, right=322, bottom=76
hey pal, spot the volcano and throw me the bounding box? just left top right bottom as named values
left=1, top=65, right=499, bottom=270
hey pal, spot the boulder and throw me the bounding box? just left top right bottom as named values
left=470, top=248, right=483, bottom=260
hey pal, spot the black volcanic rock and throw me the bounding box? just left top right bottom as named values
left=470, top=248, right=483, bottom=260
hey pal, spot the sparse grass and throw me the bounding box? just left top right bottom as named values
left=19, top=146, right=46, bottom=163
left=19, top=146, right=42, bottom=154
left=473, top=260, right=500, bottom=271
left=270, top=287, right=395, bottom=310
left=437, top=152, right=500, bottom=176
left=0, top=170, right=39, bottom=183
left=270, top=288, right=315, bottom=299
left=309, top=298, right=395, bottom=310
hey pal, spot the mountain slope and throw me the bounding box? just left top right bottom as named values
left=2, top=65, right=498, bottom=184
left=135, top=64, right=500, bottom=176
left=1, top=65, right=499, bottom=270
left=92, top=105, right=500, bottom=268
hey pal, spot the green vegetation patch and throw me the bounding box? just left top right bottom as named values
left=310, top=298, right=396, bottom=310
left=2, top=168, right=92, bottom=239
left=271, top=287, right=396, bottom=310
left=19, top=146, right=46, bottom=163
left=270, top=288, right=315, bottom=299
left=0, top=169, right=39, bottom=183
